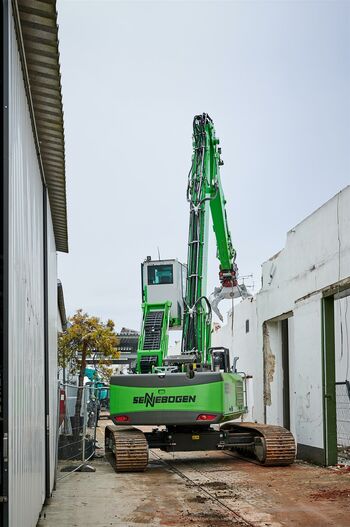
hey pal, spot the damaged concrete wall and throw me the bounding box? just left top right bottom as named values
left=259, top=186, right=350, bottom=320
left=212, top=296, right=262, bottom=421
left=214, top=186, right=350, bottom=462
left=257, top=187, right=350, bottom=454
left=263, top=322, right=275, bottom=407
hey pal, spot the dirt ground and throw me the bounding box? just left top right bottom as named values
left=37, top=421, right=350, bottom=527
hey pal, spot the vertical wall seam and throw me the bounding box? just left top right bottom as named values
left=43, top=187, right=50, bottom=500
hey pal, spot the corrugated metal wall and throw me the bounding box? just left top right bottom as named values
left=7, top=8, right=58, bottom=526
left=47, top=199, right=58, bottom=492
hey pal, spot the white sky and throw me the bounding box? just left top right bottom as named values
left=57, top=0, right=350, bottom=331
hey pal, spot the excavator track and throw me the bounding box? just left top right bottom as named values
left=105, top=425, right=149, bottom=472
left=221, top=422, right=296, bottom=466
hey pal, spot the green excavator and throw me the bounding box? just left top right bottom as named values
left=105, top=114, right=296, bottom=471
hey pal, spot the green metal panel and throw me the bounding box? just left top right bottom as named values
left=111, top=381, right=224, bottom=414
left=322, top=296, right=337, bottom=466
left=110, top=372, right=245, bottom=422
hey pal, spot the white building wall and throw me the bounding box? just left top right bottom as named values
left=214, top=186, right=350, bottom=462
left=7, top=10, right=59, bottom=526
left=212, top=297, right=262, bottom=421
left=259, top=186, right=350, bottom=319
left=8, top=13, right=45, bottom=526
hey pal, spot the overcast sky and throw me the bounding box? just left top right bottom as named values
left=57, top=0, right=350, bottom=331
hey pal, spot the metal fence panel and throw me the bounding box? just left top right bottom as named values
left=57, top=384, right=98, bottom=473
left=336, top=381, right=350, bottom=457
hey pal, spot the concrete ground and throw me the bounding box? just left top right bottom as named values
left=38, top=422, right=350, bottom=527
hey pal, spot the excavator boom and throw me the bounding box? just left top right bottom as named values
left=182, top=113, right=246, bottom=361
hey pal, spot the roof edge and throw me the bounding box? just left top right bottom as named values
left=13, top=0, right=68, bottom=252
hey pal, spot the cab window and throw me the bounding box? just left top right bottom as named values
left=148, top=264, right=173, bottom=285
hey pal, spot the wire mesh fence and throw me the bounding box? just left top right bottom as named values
left=336, top=381, right=350, bottom=460
left=58, top=383, right=99, bottom=468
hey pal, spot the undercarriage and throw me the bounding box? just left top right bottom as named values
left=105, top=422, right=296, bottom=472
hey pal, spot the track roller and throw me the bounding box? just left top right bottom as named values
left=221, top=421, right=296, bottom=466
left=105, top=425, right=149, bottom=472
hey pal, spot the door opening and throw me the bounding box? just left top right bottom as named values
left=322, top=295, right=337, bottom=466
left=334, top=294, right=350, bottom=465
left=281, top=319, right=290, bottom=431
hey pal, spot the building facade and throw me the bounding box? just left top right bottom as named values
left=213, top=186, right=350, bottom=465
left=1, top=2, right=68, bottom=526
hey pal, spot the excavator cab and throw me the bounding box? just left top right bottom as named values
left=136, top=258, right=186, bottom=374
left=141, top=257, right=186, bottom=328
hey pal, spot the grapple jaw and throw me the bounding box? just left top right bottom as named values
left=210, top=282, right=251, bottom=322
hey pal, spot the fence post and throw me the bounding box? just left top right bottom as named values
left=82, top=386, right=88, bottom=462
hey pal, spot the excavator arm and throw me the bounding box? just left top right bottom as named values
left=182, top=114, right=247, bottom=363
left=207, top=121, right=237, bottom=284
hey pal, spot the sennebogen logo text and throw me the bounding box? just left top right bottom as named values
left=133, top=392, right=196, bottom=408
